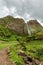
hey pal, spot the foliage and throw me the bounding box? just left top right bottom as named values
left=0, top=25, right=11, bottom=37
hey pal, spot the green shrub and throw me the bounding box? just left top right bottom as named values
left=0, top=25, right=11, bottom=37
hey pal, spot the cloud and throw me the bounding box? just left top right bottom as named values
left=0, top=6, right=10, bottom=17
left=0, top=0, right=43, bottom=26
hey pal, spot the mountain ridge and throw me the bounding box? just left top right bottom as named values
left=0, top=15, right=43, bottom=36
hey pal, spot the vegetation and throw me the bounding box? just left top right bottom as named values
left=0, top=34, right=43, bottom=65
left=0, top=16, right=43, bottom=65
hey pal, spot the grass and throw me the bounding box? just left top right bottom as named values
left=0, top=15, right=43, bottom=65
left=9, top=40, right=43, bottom=62
left=0, top=37, right=43, bottom=64
left=0, top=41, right=24, bottom=65
left=0, top=41, right=19, bottom=50
left=25, top=40, right=43, bottom=61
left=9, top=45, right=23, bottom=65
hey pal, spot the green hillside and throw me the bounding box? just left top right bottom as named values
left=0, top=16, right=43, bottom=65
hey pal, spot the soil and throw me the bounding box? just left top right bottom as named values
left=0, top=47, right=12, bottom=65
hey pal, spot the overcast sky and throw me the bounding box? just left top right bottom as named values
left=0, top=0, right=43, bottom=26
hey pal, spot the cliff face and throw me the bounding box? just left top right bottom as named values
left=0, top=16, right=27, bottom=35
left=27, top=20, right=43, bottom=34
left=0, top=16, right=43, bottom=36
left=7, top=18, right=25, bottom=35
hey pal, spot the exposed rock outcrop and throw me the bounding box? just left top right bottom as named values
left=27, top=20, right=43, bottom=34
left=0, top=16, right=43, bottom=36
left=0, top=16, right=27, bottom=35
left=18, top=51, right=43, bottom=65
left=7, top=18, right=25, bottom=35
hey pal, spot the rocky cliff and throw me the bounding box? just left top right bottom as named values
left=0, top=16, right=43, bottom=36
left=0, top=16, right=27, bottom=35
left=27, top=20, right=43, bottom=35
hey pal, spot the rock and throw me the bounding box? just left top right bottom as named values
left=7, top=17, right=25, bottom=35
left=0, top=16, right=28, bottom=35
left=40, top=62, right=43, bottom=65
left=18, top=51, right=43, bottom=65
left=0, top=16, right=43, bottom=36
left=33, top=59, right=40, bottom=65
left=27, top=56, right=32, bottom=62
left=18, top=51, right=27, bottom=57
left=18, top=51, right=32, bottom=65
left=27, top=20, right=43, bottom=34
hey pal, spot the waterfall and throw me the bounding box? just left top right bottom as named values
left=26, top=23, right=31, bottom=35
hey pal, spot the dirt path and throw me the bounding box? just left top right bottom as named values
left=0, top=47, right=12, bottom=65
left=0, top=47, right=43, bottom=65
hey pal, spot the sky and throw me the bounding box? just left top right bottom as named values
left=0, top=0, right=43, bottom=26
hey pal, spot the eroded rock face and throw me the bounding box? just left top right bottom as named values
left=7, top=18, right=25, bottom=35
left=27, top=20, right=43, bottom=34
left=0, top=16, right=28, bottom=35
left=0, top=16, right=43, bottom=35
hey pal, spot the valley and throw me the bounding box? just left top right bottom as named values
left=0, top=16, right=43, bottom=65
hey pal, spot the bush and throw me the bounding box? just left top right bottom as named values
left=0, top=25, right=11, bottom=37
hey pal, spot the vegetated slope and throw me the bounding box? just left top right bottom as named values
left=0, top=16, right=43, bottom=65
left=27, top=20, right=43, bottom=34
left=0, top=16, right=43, bottom=37
left=0, top=16, right=26, bottom=36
